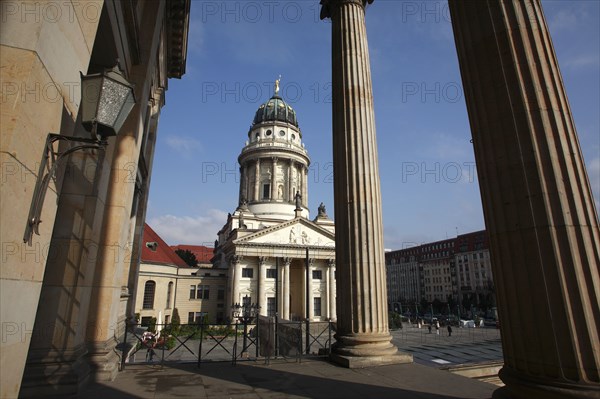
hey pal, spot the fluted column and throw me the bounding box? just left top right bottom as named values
left=239, top=164, right=248, bottom=203
left=321, top=0, right=404, bottom=365
left=302, top=166, right=308, bottom=208
left=283, top=258, right=291, bottom=320
left=253, top=159, right=260, bottom=202
left=327, top=259, right=336, bottom=320
left=258, top=257, right=267, bottom=316
left=288, top=160, right=294, bottom=202
left=271, top=157, right=278, bottom=200
left=231, top=256, right=242, bottom=307
left=449, top=1, right=600, bottom=398
left=307, top=259, right=314, bottom=320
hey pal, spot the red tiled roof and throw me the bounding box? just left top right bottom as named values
left=141, top=224, right=188, bottom=267
left=170, top=244, right=213, bottom=264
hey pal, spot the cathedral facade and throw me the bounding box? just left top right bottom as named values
left=212, top=83, right=337, bottom=322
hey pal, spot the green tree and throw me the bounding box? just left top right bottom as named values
left=175, top=249, right=198, bottom=267
left=171, top=308, right=181, bottom=335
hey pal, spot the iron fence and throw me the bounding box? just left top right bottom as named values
left=120, top=318, right=334, bottom=369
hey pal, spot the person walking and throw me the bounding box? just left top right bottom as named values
left=447, top=324, right=453, bottom=337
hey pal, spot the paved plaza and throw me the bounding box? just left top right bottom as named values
left=78, top=326, right=503, bottom=398
left=82, top=358, right=498, bottom=399
left=391, top=325, right=503, bottom=368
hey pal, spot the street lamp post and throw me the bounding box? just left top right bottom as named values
left=232, top=295, right=260, bottom=357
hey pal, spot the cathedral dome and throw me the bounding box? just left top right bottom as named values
left=252, top=95, right=298, bottom=127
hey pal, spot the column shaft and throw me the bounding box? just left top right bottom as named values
left=271, top=158, right=278, bottom=200
left=253, top=160, right=260, bottom=202
left=283, top=259, right=291, bottom=320
left=449, top=1, right=600, bottom=397
left=307, top=261, right=314, bottom=320
left=258, top=257, right=266, bottom=316
left=288, top=160, right=294, bottom=202
left=324, top=0, right=396, bottom=358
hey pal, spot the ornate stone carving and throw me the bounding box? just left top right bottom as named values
left=229, top=255, right=243, bottom=265
left=258, top=256, right=269, bottom=265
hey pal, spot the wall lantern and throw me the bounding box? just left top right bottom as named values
left=23, top=63, right=136, bottom=245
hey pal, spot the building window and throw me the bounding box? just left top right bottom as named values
left=189, top=285, right=196, bottom=299
left=314, top=297, right=322, bottom=317
left=188, top=312, right=204, bottom=324
left=267, top=297, right=276, bottom=317
left=197, top=285, right=210, bottom=299
left=165, top=315, right=170, bottom=325
left=143, top=281, right=155, bottom=309
left=166, top=282, right=173, bottom=309
left=266, top=269, right=277, bottom=279
left=217, top=286, right=225, bottom=300
left=263, top=184, right=270, bottom=199
left=242, top=268, right=254, bottom=278
left=312, top=270, right=322, bottom=280
left=141, top=316, right=152, bottom=327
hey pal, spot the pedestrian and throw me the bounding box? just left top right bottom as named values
left=435, top=322, right=439, bottom=335
left=447, top=325, right=453, bottom=337
left=143, top=331, right=156, bottom=362
left=428, top=325, right=432, bottom=334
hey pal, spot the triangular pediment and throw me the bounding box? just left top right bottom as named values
left=234, top=218, right=335, bottom=248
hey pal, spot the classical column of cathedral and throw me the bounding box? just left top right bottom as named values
left=288, top=160, right=294, bottom=203
left=253, top=160, right=260, bottom=202
left=327, top=259, right=336, bottom=320
left=449, top=1, right=600, bottom=398
left=283, top=258, right=291, bottom=320
left=321, top=0, right=407, bottom=366
left=271, top=157, right=278, bottom=200
left=258, top=257, right=267, bottom=315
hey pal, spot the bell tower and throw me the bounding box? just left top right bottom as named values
left=237, top=79, right=310, bottom=220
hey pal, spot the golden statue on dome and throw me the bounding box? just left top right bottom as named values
left=274, top=75, right=281, bottom=96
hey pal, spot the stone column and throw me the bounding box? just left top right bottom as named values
left=239, top=164, right=248, bottom=203
left=253, top=159, right=260, bottom=202
left=258, top=257, right=267, bottom=316
left=307, top=259, right=314, bottom=320
left=321, top=0, right=407, bottom=367
left=231, top=255, right=242, bottom=307
left=271, top=157, right=278, bottom=200
left=449, top=1, right=600, bottom=398
left=302, top=166, right=309, bottom=207
left=327, top=259, right=336, bottom=320
left=288, top=160, right=294, bottom=202
left=283, top=258, right=291, bottom=320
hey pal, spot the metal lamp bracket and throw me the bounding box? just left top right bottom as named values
left=23, top=132, right=107, bottom=245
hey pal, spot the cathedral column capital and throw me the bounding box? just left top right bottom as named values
left=320, top=0, right=373, bottom=20
left=258, top=256, right=269, bottom=265
left=282, top=257, right=292, bottom=266
left=229, top=255, right=243, bottom=265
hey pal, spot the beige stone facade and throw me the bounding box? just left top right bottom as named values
left=0, top=1, right=190, bottom=397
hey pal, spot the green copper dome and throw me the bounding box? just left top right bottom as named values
left=252, top=95, right=298, bottom=127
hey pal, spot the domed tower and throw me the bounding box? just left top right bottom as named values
left=237, top=80, right=310, bottom=220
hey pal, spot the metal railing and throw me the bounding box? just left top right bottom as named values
left=121, top=319, right=335, bottom=369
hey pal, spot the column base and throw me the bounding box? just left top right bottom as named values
left=494, top=366, right=600, bottom=399
left=86, top=337, right=121, bottom=382
left=20, top=345, right=90, bottom=398
left=330, top=352, right=413, bottom=369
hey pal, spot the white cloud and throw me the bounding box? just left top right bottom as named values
left=164, top=136, right=203, bottom=157
left=548, top=9, right=579, bottom=32
left=564, top=54, right=600, bottom=69
left=147, top=209, right=228, bottom=246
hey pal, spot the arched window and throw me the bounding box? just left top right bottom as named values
left=143, top=280, right=156, bottom=309
left=166, top=282, right=173, bottom=309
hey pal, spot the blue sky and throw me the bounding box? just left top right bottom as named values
left=147, top=0, right=600, bottom=249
